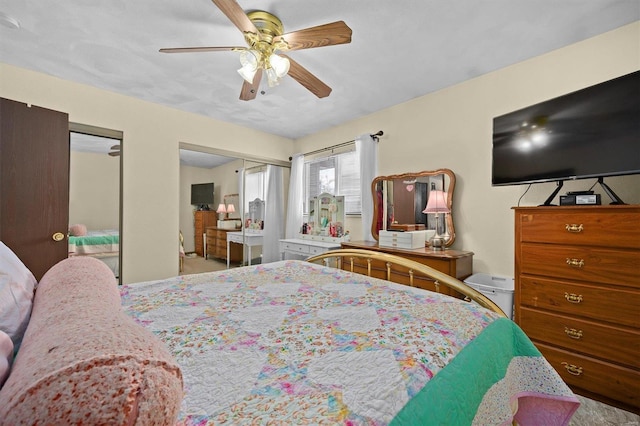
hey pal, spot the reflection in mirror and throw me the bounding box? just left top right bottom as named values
left=371, top=169, right=456, bottom=247
left=69, top=130, right=122, bottom=280
left=248, top=198, right=265, bottom=229
left=224, top=194, right=241, bottom=219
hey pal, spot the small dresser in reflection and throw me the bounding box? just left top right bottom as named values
left=514, top=205, right=639, bottom=414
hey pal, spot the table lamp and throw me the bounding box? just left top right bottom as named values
left=216, top=203, right=227, bottom=220
left=422, top=185, right=450, bottom=250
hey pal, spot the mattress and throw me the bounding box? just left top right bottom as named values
left=120, top=260, right=579, bottom=425
left=68, top=229, right=119, bottom=256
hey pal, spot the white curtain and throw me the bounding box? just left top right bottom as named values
left=356, top=134, right=378, bottom=241
left=262, top=165, right=285, bottom=263
left=285, top=154, right=303, bottom=239
left=237, top=167, right=244, bottom=225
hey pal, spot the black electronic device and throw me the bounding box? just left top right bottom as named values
left=566, top=191, right=594, bottom=196
left=191, top=182, right=214, bottom=209
left=491, top=71, right=640, bottom=205
left=560, top=194, right=601, bottom=206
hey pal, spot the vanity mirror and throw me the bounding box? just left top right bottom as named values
left=371, top=169, right=456, bottom=247
left=223, top=194, right=241, bottom=219
left=247, top=198, right=265, bottom=229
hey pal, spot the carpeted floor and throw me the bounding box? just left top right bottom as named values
left=570, top=396, right=638, bottom=426
left=181, top=254, right=228, bottom=275
left=181, top=254, right=639, bottom=425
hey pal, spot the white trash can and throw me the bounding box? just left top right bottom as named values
left=464, top=273, right=515, bottom=319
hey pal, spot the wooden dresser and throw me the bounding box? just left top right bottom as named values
left=206, top=226, right=242, bottom=263
left=514, top=205, right=640, bottom=413
left=340, top=240, right=473, bottom=296
left=194, top=211, right=216, bottom=257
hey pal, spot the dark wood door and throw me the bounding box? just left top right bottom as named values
left=0, top=98, right=69, bottom=280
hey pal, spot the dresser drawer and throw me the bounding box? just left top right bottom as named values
left=281, top=241, right=310, bottom=254
left=216, top=230, right=227, bottom=239
left=216, top=238, right=226, bottom=249
left=206, top=236, right=216, bottom=246
left=520, top=307, right=639, bottom=368
left=309, top=245, right=330, bottom=255
left=536, top=343, right=640, bottom=412
left=215, top=246, right=226, bottom=259
left=518, top=276, right=640, bottom=328
left=520, top=243, right=640, bottom=287
left=518, top=209, right=640, bottom=249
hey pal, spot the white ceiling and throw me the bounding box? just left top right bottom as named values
left=1, top=1, right=638, bottom=142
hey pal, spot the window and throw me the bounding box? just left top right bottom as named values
left=304, top=150, right=361, bottom=215
left=244, top=169, right=265, bottom=212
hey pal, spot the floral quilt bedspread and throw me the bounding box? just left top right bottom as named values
left=120, top=260, right=579, bottom=425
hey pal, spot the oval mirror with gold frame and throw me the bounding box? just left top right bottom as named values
left=371, top=169, right=456, bottom=247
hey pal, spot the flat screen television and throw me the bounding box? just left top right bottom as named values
left=492, top=71, right=640, bottom=201
left=191, top=183, right=214, bottom=209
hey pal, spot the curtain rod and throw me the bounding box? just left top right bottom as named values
left=288, top=130, right=383, bottom=161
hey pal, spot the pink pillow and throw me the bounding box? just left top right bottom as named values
left=68, top=224, right=87, bottom=236
left=0, top=330, right=13, bottom=388
left=0, top=257, right=183, bottom=424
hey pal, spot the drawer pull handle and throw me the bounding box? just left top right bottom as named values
left=565, top=224, right=584, bottom=233
left=561, top=362, right=583, bottom=376
left=564, top=327, right=583, bottom=340
left=564, top=292, right=583, bottom=304
left=566, top=258, right=584, bottom=268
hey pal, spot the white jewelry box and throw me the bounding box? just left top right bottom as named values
left=379, top=230, right=428, bottom=249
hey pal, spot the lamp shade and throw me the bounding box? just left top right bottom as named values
left=422, top=190, right=450, bottom=214
left=269, top=54, right=290, bottom=77
left=238, top=65, right=257, bottom=84
left=237, top=50, right=259, bottom=83
left=216, top=203, right=227, bottom=214
left=226, top=204, right=235, bottom=214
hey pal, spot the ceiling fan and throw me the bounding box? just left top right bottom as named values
left=108, top=145, right=120, bottom=157
left=159, top=0, right=352, bottom=101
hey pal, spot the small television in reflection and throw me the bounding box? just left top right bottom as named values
left=191, top=183, right=214, bottom=210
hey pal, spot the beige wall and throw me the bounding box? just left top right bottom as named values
left=69, top=150, right=120, bottom=230
left=294, top=22, right=640, bottom=278
left=0, top=64, right=293, bottom=283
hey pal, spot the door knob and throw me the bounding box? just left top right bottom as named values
left=52, top=232, right=65, bottom=242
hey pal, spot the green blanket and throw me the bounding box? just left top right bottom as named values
left=391, top=318, right=569, bottom=425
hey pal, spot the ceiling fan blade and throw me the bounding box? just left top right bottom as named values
left=281, top=54, right=332, bottom=98
left=274, top=21, right=352, bottom=51
left=110, top=145, right=120, bottom=150
left=160, top=46, right=242, bottom=53
left=211, top=0, right=259, bottom=35
left=108, top=151, right=120, bottom=157
left=239, top=68, right=263, bottom=101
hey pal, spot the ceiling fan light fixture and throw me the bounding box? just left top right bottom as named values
left=269, top=54, right=290, bottom=78
left=237, top=49, right=260, bottom=83
left=239, top=49, right=259, bottom=68
left=238, top=65, right=257, bottom=84
left=266, top=68, right=280, bottom=87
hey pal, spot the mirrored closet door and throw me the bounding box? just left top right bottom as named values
left=69, top=124, right=122, bottom=282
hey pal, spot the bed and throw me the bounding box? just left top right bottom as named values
left=119, top=249, right=579, bottom=425
left=68, top=229, right=119, bottom=276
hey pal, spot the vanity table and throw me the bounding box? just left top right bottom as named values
left=341, top=240, right=473, bottom=295
left=279, top=238, right=342, bottom=260
left=227, top=230, right=264, bottom=268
